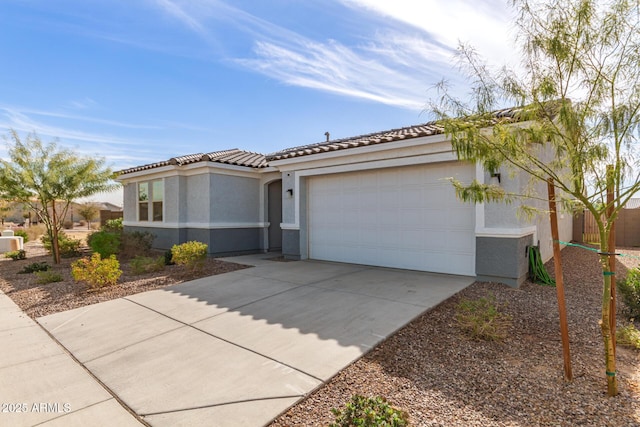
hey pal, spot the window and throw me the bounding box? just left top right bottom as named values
left=138, top=180, right=163, bottom=222
left=138, top=182, right=149, bottom=221
left=152, top=180, right=163, bottom=221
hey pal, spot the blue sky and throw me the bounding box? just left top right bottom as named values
left=0, top=0, right=516, bottom=204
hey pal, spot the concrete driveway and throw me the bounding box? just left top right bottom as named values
left=38, top=254, right=473, bottom=427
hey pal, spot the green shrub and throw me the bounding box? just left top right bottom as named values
left=171, top=241, right=208, bottom=270
left=164, top=249, right=175, bottom=265
left=616, top=323, right=640, bottom=350
left=455, top=295, right=512, bottom=341
left=120, top=231, right=154, bottom=259
left=330, top=395, right=409, bottom=427
left=71, top=253, right=122, bottom=290
left=14, top=229, right=28, bottom=243
left=129, top=255, right=165, bottom=275
left=34, top=270, right=63, bottom=284
left=18, top=262, right=50, bottom=274
left=618, top=269, right=640, bottom=318
left=41, top=232, right=81, bottom=258
left=25, top=224, right=46, bottom=242
left=103, top=218, right=123, bottom=233
left=5, top=249, right=26, bottom=260
left=87, top=231, right=121, bottom=258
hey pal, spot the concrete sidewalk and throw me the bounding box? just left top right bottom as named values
left=0, top=289, right=143, bottom=427
left=6, top=254, right=473, bottom=426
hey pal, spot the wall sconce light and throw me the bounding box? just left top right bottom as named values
left=490, top=172, right=501, bottom=185
left=286, top=188, right=294, bottom=197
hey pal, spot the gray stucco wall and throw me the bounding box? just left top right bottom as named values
left=282, top=172, right=296, bottom=224
left=164, top=175, right=185, bottom=224
left=210, top=174, right=260, bottom=222
left=124, top=226, right=261, bottom=256
left=282, top=229, right=300, bottom=260
left=123, top=183, right=137, bottom=222
left=185, top=174, right=210, bottom=224
left=476, top=234, right=533, bottom=287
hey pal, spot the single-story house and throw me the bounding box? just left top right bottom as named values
left=117, top=110, right=572, bottom=287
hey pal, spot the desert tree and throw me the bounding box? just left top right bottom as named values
left=430, top=0, right=640, bottom=396
left=77, top=202, right=100, bottom=230
left=0, top=131, right=119, bottom=263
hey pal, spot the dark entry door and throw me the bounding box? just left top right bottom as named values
left=268, top=180, right=282, bottom=251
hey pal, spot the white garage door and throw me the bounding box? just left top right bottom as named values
left=308, top=162, right=475, bottom=276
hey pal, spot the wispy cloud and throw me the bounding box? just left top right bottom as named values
left=152, top=0, right=209, bottom=37
left=239, top=36, right=449, bottom=110
left=146, top=0, right=509, bottom=111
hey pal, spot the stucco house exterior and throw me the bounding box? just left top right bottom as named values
left=117, top=113, right=572, bottom=287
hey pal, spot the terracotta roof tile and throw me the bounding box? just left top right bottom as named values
left=118, top=149, right=267, bottom=175
left=118, top=106, right=523, bottom=175
left=265, top=107, right=521, bottom=161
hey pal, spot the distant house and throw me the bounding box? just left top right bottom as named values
left=117, top=112, right=572, bottom=287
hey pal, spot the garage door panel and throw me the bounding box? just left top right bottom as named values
left=308, top=163, right=475, bottom=276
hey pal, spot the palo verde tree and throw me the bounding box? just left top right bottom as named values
left=0, top=131, right=119, bottom=263
left=77, top=202, right=99, bottom=230
left=430, top=0, right=640, bottom=396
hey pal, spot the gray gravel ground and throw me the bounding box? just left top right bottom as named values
left=270, top=246, right=640, bottom=426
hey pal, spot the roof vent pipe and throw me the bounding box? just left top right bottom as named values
left=324, top=131, right=330, bottom=142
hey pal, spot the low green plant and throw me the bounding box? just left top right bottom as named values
left=618, top=269, right=640, bottom=318
left=5, top=249, right=26, bottom=260
left=87, top=230, right=121, bottom=258
left=34, top=270, right=63, bottom=284
left=616, top=322, right=640, bottom=350
left=455, top=295, right=512, bottom=341
left=330, top=395, right=409, bottom=427
left=129, top=255, right=165, bottom=275
left=41, top=232, right=81, bottom=258
left=18, top=262, right=50, bottom=274
left=14, top=229, right=28, bottom=243
left=164, top=249, right=175, bottom=265
left=103, top=217, right=123, bottom=233
left=171, top=241, right=208, bottom=270
left=71, top=253, right=122, bottom=290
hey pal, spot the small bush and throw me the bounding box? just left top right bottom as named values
left=618, top=269, right=640, bottom=318
left=5, top=249, right=26, bottom=260
left=63, top=220, right=74, bottom=229
left=455, top=295, right=512, bottom=341
left=88, top=231, right=121, bottom=258
left=18, top=262, right=50, bottom=274
left=330, top=395, right=409, bottom=427
left=120, top=231, right=154, bottom=259
left=171, top=241, right=208, bottom=270
left=164, top=249, right=175, bottom=265
left=25, top=224, right=46, bottom=242
left=41, top=232, right=81, bottom=258
left=34, top=270, right=63, bottom=284
left=617, top=323, right=640, bottom=350
left=103, top=218, right=123, bottom=233
left=14, top=229, right=29, bottom=243
left=71, top=253, right=122, bottom=290
left=129, top=255, right=165, bottom=275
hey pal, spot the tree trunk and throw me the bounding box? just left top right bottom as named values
left=599, top=240, right=618, bottom=396
left=50, top=202, right=61, bottom=264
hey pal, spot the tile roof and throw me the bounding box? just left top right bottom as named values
left=266, top=106, right=521, bottom=161
left=118, top=106, right=523, bottom=175
left=118, top=149, right=267, bottom=175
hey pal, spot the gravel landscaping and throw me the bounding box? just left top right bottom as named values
left=270, top=246, right=640, bottom=426
left=0, top=240, right=250, bottom=318
left=1, top=240, right=639, bottom=426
